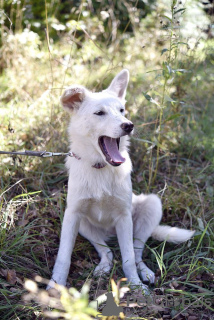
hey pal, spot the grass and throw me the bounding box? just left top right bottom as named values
left=0, top=0, right=214, bottom=319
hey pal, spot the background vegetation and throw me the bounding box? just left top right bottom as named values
left=0, top=0, right=213, bottom=319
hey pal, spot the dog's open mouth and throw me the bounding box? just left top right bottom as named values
left=98, top=136, right=125, bottom=166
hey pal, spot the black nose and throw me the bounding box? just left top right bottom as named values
left=120, top=122, right=134, bottom=133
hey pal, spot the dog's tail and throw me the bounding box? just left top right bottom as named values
left=151, top=225, right=195, bottom=243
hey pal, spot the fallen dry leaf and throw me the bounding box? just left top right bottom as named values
left=7, top=269, right=17, bottom=284
left=18, top=219, right=29, bottom=226
left=171, top=280, right=179, bottom=288
left=147, top=303, right=165, bottom=312
left=0, top=268, right=17, bottom=284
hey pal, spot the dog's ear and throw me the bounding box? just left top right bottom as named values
left=106, top=69, right=129, bottom=101
left=60, top=86, right=86, bottom=112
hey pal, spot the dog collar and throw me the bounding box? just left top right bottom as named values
left=92, top=162, right=107, bottom=169
left=71, top=152, right=107, bottom=169
left=72, top=152, right=81, bottom=160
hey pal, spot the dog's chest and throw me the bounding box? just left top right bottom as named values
left=67, top=158, right=132, bottom=227
left=77, top=194, right=130, bottom=228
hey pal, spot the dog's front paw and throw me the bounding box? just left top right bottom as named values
left=46, top=273, right=67, bottom=290
left=93, top=262, right=112, bottom=277
left=128, top=278, right=150, bottom=295
left=137, top=261, right=155, bottom=284
left=46, top=278, right=57, bottom=290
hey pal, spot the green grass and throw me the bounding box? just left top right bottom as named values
left=0, top=0, right=214, bottom=319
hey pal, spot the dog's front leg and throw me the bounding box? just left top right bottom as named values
left=47, top=206, right=81, bottom=289
left=115, top=214, right=149, bottom=293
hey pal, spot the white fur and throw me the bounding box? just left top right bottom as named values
left=47, top=69, right=194, bottom=292
left=152, top=226, right=195, bottom=243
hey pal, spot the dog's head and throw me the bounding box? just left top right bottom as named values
left=60, top=69, right=134, bottom=167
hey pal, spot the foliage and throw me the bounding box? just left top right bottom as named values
left=24, top=278, right=99, bottom=319
left=0, top=0, right=155, bottom=44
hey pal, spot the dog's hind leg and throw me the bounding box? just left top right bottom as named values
left=132, top=193, right=162, bottom=283
left=79, top=219, right=113, bottom=276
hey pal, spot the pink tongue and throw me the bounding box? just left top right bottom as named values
left=103, top=137, right=125, bottom=164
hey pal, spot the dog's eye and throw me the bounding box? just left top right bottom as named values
left=120, top=109, right=125, bottom=113
left=94, top=111, right=105, bottom=116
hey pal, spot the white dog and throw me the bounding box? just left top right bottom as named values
left=48, top=69, right=194, bottom=292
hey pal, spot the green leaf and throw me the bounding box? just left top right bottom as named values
left=171, top=42, right=188, bottom=50
left=13, top=191, right=42, bottom=199
left=143, top=92, right=160, bottom=106
left=164, top=114, right=182, bottom=122
left=153, top=138, right=168, bottom=150
left=132, top=137, right=154, bottom=144
left=176, top=42, right=188, bottom=46
left=164, top=95, right=177, bottom=103
left=161, top=15, right=172, bottom=23
left=162, top=62, right=172, bottom=79
left=161, top=48, right=169, bottom=55
left=166, top=64, right=172, bottom=74
left=174, top=68, right=189, bottom=73
left=153, top=90, right=162, bottom=97
left=150, top=98, right=160, bottom=106
left=146, top=68, right=162, bottom=74
left=143, top=93, right=152, bottom=101
left=174, top=8, right=186, bottom=15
